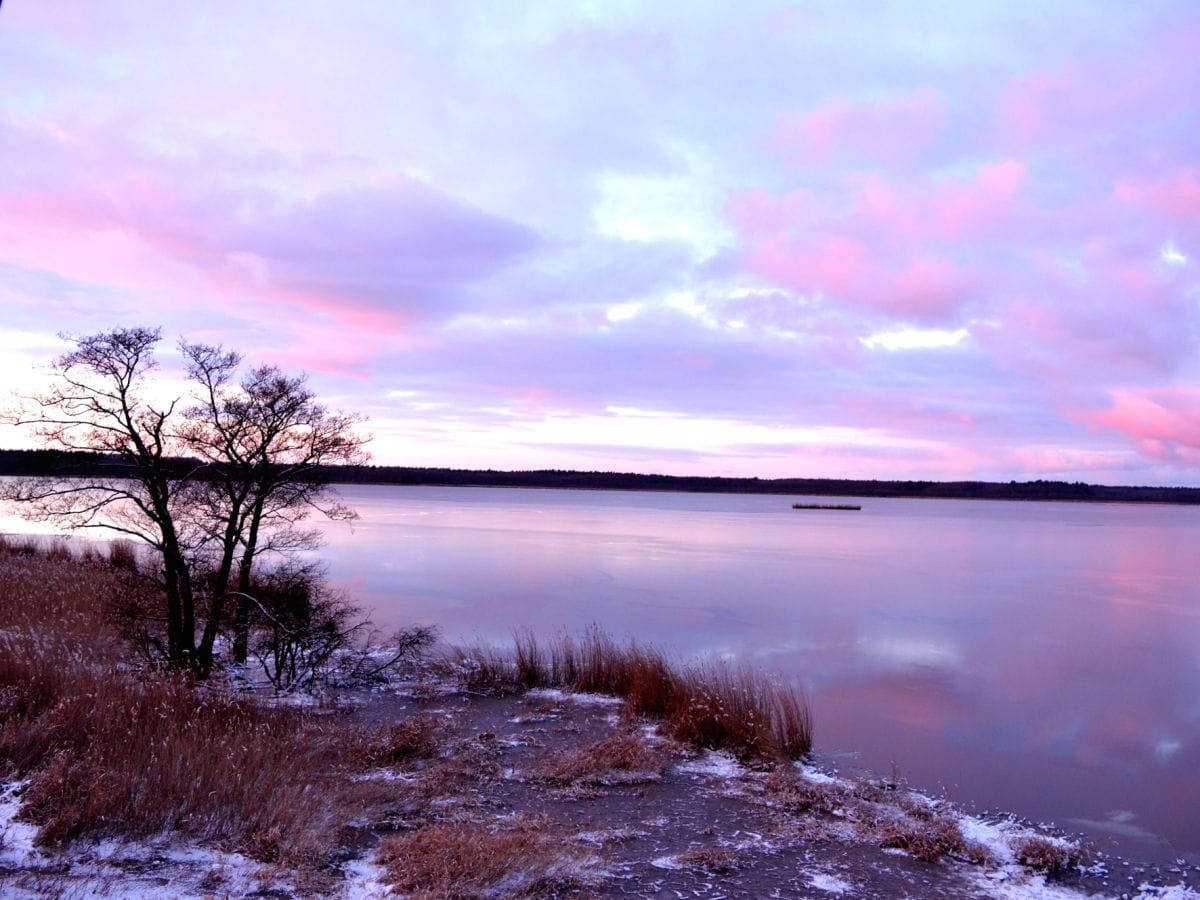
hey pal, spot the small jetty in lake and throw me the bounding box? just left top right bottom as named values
left=792, top=502, right=861, bottom=511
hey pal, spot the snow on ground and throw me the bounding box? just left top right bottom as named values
left=1134, top=886, right=1200, bottom=900
left=675, top=748, right=744, bottom=778
left=525, top=687, right=623, bottom=705
left=0, top=782, right=39, bottom=870
left=337, top=856, right=393, bottom=899
left=807, top=871, right=854, bottom=894
left=969, top=868, right=1200, bottom=900
left=3, top=780, right=396, bottom=899
left=794, top=761, right=839, bottom=784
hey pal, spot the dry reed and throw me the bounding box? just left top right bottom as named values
left=452, top=626, right=813, bottom=759
left=378, top=818, right=592, bottom=897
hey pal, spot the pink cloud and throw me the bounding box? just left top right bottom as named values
left=995, top=62, right=1089, bottom=147
left=839, top=161, right=1025, bottom=248
left=1009, top=447, right=1131, bottom=475
left=722, top=187, right=817, bottom=239
left=993, top=17, right=1200, bottom=153
left=744, top=236, right=970, bottom=319
left=769, top=88, right=946, bottom=167
left=1114, top=168, right=1200, bottom=224
left=727, top=159, right=1026, bottom=320
left=748, top=233, right=868, bottom=299
left=892, top=257, right=972, bottom=318
left=0, top=118, right=538, bottom=338
left=929, top=160, right=1025, bottom=239
left=1081, top=388, right=1200, bottom=464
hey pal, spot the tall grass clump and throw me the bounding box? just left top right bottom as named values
left=453, top=626, right=813, bottom=760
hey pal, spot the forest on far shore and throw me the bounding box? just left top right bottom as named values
left=2, top=447, right=1198, bottom=505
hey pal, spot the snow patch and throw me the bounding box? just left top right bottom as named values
left=650, top=854, right=687, bottom=870
left=968, top=868, right=1097, bottom=899
left=807, top=871, right=853, bottom=894
left=575, top=826, right=648, bottom=846
left=795, top=762, right=839, bottom=785
left=0, top=781, right=40, bottom=868
left=526, top=688, right=622, bottom=706
left=1135, top=886, right=1200, bottom=900
left=675, top=749, right=744, bottom=779
left=339, top=854, right=393, bottom=898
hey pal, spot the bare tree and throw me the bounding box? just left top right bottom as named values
left=178, top=341, right=370, bottom=673
left=3, top=327, right=371, bottom=678
left=2, top=328, right=202, bottom=668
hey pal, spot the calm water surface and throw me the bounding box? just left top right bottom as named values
left=315, top=485, right=1200, bottom=862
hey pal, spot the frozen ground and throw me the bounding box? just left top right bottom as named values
left=3, top=686, right=1199, bottom=899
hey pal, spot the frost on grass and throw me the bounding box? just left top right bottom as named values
left=526, top=687, right=623, bottom=706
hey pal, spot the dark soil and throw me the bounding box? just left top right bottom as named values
left=349, top=686, right=1197, bottom=898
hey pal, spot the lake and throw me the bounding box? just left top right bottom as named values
left=313, top=484, right=1199, bottom=863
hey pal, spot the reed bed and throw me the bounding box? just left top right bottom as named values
left=452, top=626, right=813, bottom=760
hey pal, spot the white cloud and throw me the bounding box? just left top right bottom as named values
left=859, top=327, right=969, bottom=351
left=593, top=144, right=735, bottom=260
left=1160, top=240, right=1187, bottom=267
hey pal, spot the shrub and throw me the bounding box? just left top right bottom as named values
left=246, top=562, right=436, bottom=693
left=671, top=845, right=741, bottom=873
left=107, top=539, right=139, bottom=571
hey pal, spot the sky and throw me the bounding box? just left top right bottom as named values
left=1, top=2, right=1198, bottom=486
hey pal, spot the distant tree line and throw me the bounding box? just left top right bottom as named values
left=3, top=448, right=1198, bottom=504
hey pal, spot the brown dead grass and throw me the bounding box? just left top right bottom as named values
left=671, top=844, right=742, bottom=873
left=366, top=712, right=447, bottom=766
left=529, top=729, right=667, bottom=786
left=762, top=766, right=849, bottom=816
left=452, top=626, right=813, bottom=760
left=1014, top=835, right=1086, bottom=876
left=16, top=676, right=379, bottom=861
left=378, top=818, right=593, bottom=898
left=761, top=765, right=1000, bottom=866
left=0, top=539, right=395, bottom=866
left=878, top=815, right=968, bottom=863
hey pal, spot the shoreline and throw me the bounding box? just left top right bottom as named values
left=4, top=674, right=1200, bottom=898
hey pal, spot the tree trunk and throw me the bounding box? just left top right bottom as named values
left=196, top=502, right=244, bottom=677
left=231, top=499, right=265, bottom=664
